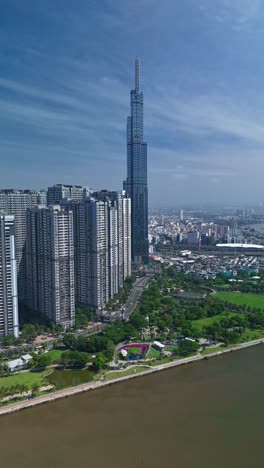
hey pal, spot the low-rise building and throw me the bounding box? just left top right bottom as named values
left=8, top=354, right=32, bottom=372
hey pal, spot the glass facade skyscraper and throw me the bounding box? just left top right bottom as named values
left=124, top=58, right=148, bottom=264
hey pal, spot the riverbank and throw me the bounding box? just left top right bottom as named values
left=0, top=337, right=263, bottom=416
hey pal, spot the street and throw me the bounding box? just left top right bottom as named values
left=122, top=276, right=150, bottom=321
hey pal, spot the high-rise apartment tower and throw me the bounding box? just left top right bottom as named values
left=64, top=191, right=131, bottom=310
left=0, top=189, right=47, bottom=303
left=26, top=206, right=75, bottom=326
left=0, top=214, right=19, bottom=337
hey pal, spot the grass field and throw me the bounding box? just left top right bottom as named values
left=192, top=312, right=241, bottom=332
left=201, top=345, right=228, bottom=355
left=45, top=349, right=63, bottom=362
left=149, top=357, right=172, bottom=366
left=165, top=345, right=178, bottom=352
left=127, top=347, right=144, bottom=355
left=104, top=366, right=149, bottom=381
left=147, top=347, right=160, bottom=358
left=240, top=328, right=264, bottom=342
left=215, top=293, right=264, bottom=310
left=0, top=370, right=49, bottom=389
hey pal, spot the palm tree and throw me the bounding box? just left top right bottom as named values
left=20, top=384, right=28, bottom=396
left=31, top=382, right=40, bottom=397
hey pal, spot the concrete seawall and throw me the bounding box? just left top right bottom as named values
left=0, top=338, right=263, bottom=417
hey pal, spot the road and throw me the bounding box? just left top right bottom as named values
left=122, top=276, right=150, bottom=321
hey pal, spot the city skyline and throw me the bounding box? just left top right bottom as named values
left=1, top=1, right=264, bottom=205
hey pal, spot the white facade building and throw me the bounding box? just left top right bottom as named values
left=0, top=214, right=19, bottom=337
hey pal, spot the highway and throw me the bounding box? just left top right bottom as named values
left=122, top=276, right=150, bottom=321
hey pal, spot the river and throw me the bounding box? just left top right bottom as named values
left=1, top=345, right=264, bottom=468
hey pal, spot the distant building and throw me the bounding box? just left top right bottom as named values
left=186, top=231, right=200, bottom=245
left=180, top=209, right=184, bottom=221
left=0, top=214, right=19, bottom=338
left=47, top=184, right=89, bottom=206
left=26, top=205, right=75, bottom=326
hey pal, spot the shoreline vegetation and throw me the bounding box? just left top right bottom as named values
left=0, top=337, right=263, bottom=417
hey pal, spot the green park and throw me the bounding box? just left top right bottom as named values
left=1, top=267, right=264, bottom=404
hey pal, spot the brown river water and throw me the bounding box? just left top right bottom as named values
left=1, top=345, right=264, bottom=468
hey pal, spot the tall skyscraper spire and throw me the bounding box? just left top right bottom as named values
left=135, top=57, right=140, bottom=93
left=123, top=59, right=148, bottom=264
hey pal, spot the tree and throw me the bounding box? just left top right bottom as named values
left=130, top=313, right=148, bottom=330
left=77, top=335, right=88, bottom=352
left=177, top=339, right=199, bottom=357
left=37, top=353, right=52, bottom=368
left=92, top=355, right=106, bottom=372
left=21, top=324, right=38, bottom=342
left=31, top=383, right=40, bottom=397
left=63, top=334, right=77, bottom=350
left=60, top=350, right=88, bottom=369
left=2, top=335, right=15, bottom=346
left=20, top=384, right=29, bottom=395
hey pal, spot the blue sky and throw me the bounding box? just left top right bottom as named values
left=1, top=0, right=264, bottom=206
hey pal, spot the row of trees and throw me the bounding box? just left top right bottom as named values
left=0, top=382, right=40, bottom=399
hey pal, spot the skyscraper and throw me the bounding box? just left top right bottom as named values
left=26, top=206, right=75, bottom=326
left=124, top=58, right=148, bottom=264
left=0, top=189, right=47, bottom=303
left=0, top=214, right=19, bottom=337
left=71, top=197, right=109, bottom=310
left=92, top=190, right=131, bottom=288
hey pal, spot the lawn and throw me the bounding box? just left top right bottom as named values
left=201, top=345, right=228, bottom=355
left=192, top=312, right=241, bottom=332
left=0, top=370, right=49, bottom=389
left=240, top=328, right=264, bottom=342
left=104, top=366, right=149, bottom=381
left=45, top=349, right=63, bottom=362
left=215, top=293, right=264, bottom=310
left=128, top=347, right=144, bottom=355
left=149, top=357, right=172, bottom=366
left=147, top=347, right=161, bottom=358
left=164, top=345, right=178, bottom=352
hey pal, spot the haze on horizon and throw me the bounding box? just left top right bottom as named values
left=1, top=0, right=264, bottom=207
